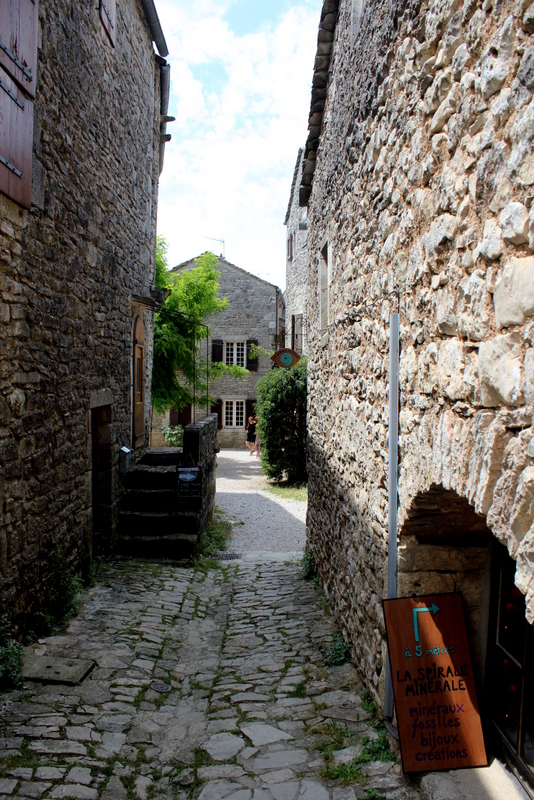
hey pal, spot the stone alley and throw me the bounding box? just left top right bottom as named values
left=0, top=451, right=526, bottom=800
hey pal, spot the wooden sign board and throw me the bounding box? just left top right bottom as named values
left=176, top=466, right=202, bottom=511
left=271, top=348, right=300, bottom=368
left=383, top=593, right=487, bottom=773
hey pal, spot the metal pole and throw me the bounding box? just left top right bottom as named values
left=193, top=323, right=196, bottom=424
left=384, top=312, right=399, bottom=738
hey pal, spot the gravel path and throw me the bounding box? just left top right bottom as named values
left=215, top=449, right=307, bottom=554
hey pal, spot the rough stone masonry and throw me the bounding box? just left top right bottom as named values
left=301, top=0, right=534, bottom=706
left=0, top=1, right=164, bottom=629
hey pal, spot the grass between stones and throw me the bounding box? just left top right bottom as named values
left=319, top=729, right=396, bottom=785
left=289, top=680, right=307, bottom=698
left=264, top=482, right=308, bottom=502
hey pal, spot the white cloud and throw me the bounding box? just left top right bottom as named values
left=155, top=0, right=322, bottom=288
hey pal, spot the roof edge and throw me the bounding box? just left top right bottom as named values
left=171, top=254, right=282, bottom=293
left=299, top=0, right=340, bottom=208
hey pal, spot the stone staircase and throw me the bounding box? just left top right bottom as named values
left=115, top=415, right=218, bottom=559
left=116, top=452, right=199, bottom=559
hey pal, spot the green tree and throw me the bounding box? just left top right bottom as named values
left=155, top=235, right=171, bottom=289
left=255, top=358, right=307, bottom=483
left=152, top=248, right=245, bottom=414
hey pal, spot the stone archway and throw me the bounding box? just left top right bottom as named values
left=398, top=484, right=534, bottom=786
left=398, top=407, right=534, bottom=623
left=398, top=485, right=493, bottom=685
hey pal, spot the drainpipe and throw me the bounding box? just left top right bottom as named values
left=275, top=288, right=279, bottom=347
left=140, top=0, right=169, bottom=56
left=158, top=62, right=173, bottom=175
left=384, top=312, right=400, bottom=740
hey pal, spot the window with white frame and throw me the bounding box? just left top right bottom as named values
left=225, top=341, right=245, bottom=367
left=224, top=400, right=245, bottom=428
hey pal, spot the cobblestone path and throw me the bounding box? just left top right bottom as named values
left=0, top=558, right=422, bottom=800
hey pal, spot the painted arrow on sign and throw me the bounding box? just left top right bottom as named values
left=412, top=603, right=440, bottom=642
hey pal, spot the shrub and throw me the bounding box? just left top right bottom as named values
left=302, top=547, right=317, bottom=581
left=255, top=358, right=307, bottom=483
left=0, top=619, right=23, bottom=690
left=329, top=632, right=352, bottom=666
left=161, top=424, right=183, bottom=447
left=34, top=551, right=82, bottom=635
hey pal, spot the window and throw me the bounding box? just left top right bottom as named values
left=292, top=314, right=304, bottom=354
left=225, top=341, right=245, bottom=367
left=224, top=400, right=244, bottom=428
left=351, top=0, right=366, bottom=43
left=319, top=240, right=330, bottom=345
left=287, top=233, right=294, bottom=261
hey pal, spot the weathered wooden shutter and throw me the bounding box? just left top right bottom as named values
left=246, top=339, right=258, bottom=371
left=0, top=68, right=33, bottom=208
left=245, top=399, right=255, bottom=422
left=211, top=339, right=223, bottom=363
left=180, top=404, right=192, bottom=427
left=0, top=0, right=38, bottom=209
left=100, top=0, right=116, bottom=47
left=211, top=399, right=223, bottom=430
left=0, top=0, right=39, bottom=98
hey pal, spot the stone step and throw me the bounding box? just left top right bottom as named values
left=123, top=465, right=177, bottom=490
left=113, top=532, right=198, bottom=559
left=121, top=488, right=177, bottom=513
left=118, top=510, right=200, bottom=538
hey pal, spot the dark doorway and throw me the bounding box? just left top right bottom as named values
left=133, top=315, right=145, bottom=448
left=91, top=405, right=113, bottom=556
left=487, top=541, right=534, bottom=795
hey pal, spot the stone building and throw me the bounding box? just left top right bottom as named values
left=0, top=0, right=169, bottom=628
left=154, top=256, right=284, bottom=449
left=285, top=149, right=309, bottom=354
left=302, top=0, right=534, bottom=784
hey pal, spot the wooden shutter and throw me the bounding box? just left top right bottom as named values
left=100, top=0, right=116, bottom=47
left=0, top=0, right=39, bottom=98
left=246, top=339, right=258, bottom=372
left=211, top=339, right=223, bottom=363
left=180, top=404, right=192, bottom=427
left=169, top=407, right=179, bottom=426
left=211, top=399, right=223, bottom=430
left=0, top=69, right=33, bottom=209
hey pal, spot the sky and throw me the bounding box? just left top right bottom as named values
left=154, top=0, right=323, bottom=290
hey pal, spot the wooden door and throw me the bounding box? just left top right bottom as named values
left=133, top=316, right=145, bottom=448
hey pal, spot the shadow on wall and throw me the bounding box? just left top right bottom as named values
left=306, top=440, right=507, bottom=709
left=306, top=437, right=388, bottom=697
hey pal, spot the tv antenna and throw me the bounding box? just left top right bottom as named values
left=205, top=237, right=225, bottom=258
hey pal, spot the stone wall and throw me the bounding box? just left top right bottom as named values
left=285, top=149, right=309, bottom=354
left=183, top=414, right=219, bottom=540
left=303, top=0, right=534, bottom=704
left=0, top=1, right=163, bottom=630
